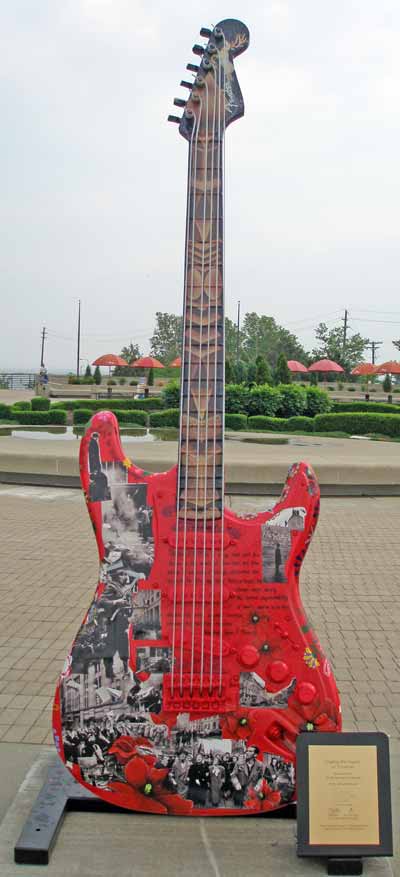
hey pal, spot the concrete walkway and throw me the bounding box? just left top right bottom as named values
left=0, top=431, right=399, bottom=494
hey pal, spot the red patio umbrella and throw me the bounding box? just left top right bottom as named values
left=308, top=359, right=344, bottom=373
left=170, top=356, right=182, bottom=367
left=287, top=360, right=308, bottom=373
left=92, top=354, right=127, bottom=367
left=374, top=361, right=400, bottom=375
left=129, top=356, right=164, bottom=369
left=351, top=363, right=377, bottom=376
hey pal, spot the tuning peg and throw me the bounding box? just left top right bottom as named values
left=200, top=27, right=212, bottom=38
left=214, top=26, right=223, bottom=40
left=180, top=80, right=193, bottom=89
left=192, top=44, right=205, bottom=56
left=186, top=63, right=199, bottom=73
left=173, top=98, right=186, bottom=108
left=167, top=115, right=181, bottom=124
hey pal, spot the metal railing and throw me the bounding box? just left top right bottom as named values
left=0, top=373, right=37, bottom=390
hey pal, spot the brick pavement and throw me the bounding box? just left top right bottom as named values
left=0, top=487, right=399, bottom=744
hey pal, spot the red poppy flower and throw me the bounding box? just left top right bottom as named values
left=220, top=709, right=256, bottom=740
left=286, top=694, right=339, bottom=733
left=109, top=736, right=156, bottom=766
left=109, top=755, right=193, bottom=814
left=245, top=779, right=281, bottom=813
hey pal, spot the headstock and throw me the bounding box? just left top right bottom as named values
left=168, top=19, right=249, bottom=142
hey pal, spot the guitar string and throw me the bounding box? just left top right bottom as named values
left=209, top=50, right=223, bottom=693
left=190, top=78, right=209, bottom=695
left=199, top=70, right=217, bottom=693
left=170, top=113, right=197, bottom=695
left=179, top=105, right=201, bottom=695
left=218, top=38, right=227, bottom=695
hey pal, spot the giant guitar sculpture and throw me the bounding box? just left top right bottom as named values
left=53, top=19, right=341, bottom=815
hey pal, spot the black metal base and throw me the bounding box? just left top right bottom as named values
left=14, top=759, right=125, bottom=865
left=327, top=858, right=363, bottom=876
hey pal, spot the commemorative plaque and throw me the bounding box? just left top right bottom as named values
left=297, top=732, right=393, bottom=869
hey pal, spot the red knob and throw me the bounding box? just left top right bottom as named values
left=268, top=661, right=289, bottom=683
left=239, top=645, right=260, bottom=669
left=297, top=682, right=317, bottom=704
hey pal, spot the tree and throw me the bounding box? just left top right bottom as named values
left=383, top=374, right=392, bottom=393
left=225, top=358, right=234, bottom=384
left=312, top=322, right=369, bottom=374
left=241, top=313, right=308, bottom=368
left=148, top=367, right=154, bottom=386
left=84, top=364, right=92, bottom=377
left=255, top=355, right=272, bottom=385
left=225, top=317, right=244, bottom=361
left=93, top=365, right=101, bottom=385
left=150, top=313, right=182, bottom=364
left=114, top=342, right=142, bottom=376
left=232, top=359, right=248, bottom=383
left=274, top=353, right=291, bottom=385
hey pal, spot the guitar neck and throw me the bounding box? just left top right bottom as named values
left=178, top=136, right=225, bottom=520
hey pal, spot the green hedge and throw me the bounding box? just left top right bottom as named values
left=275, top=384, right=307, bottom=417
left=225, top=384, right=249, bottom=414
left=17, top=410, right=67, bottom=425
left=304, top=386, right=332, bottom=416
left=225, top=413, right=248, bottom=430
left=287, top=416, right=314, bottom=432
left=162, top=380, right=180, bottom=408
left=248, top=415, right=288, bottom=431
left=314, top=412, right=400, bottom=437
left=149, top=409, right=179, bottom=428
left=0, top=403, right=11, bottom=419
left=246, top=386, right=283, bottom=417
left=73, top=408, right=148, bottom=426
left=12, top=401, right=31, bottom=411
left=73, top=409, right=93, bottom=425
left=54, top=397, right=163, bottom=412
left=332, top=400, right=400, bottom=414
left=31, top=397, right=51, bottom=410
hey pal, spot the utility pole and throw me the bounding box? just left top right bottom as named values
left=236, top=300, right=241, bottom=366
left=342, top=309, right=348, bottom=358
left=76, top=299, right=81, bottom=377
left=366, top=340, right=382, bottom=365
left=40, top=326, right=46, bottom=368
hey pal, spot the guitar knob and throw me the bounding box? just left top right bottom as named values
left=239, top=645, right=260, bottom=668
left=297, top=682, right=317, bottom=705
left=200, top=27, right=212, bottom=38
left=267, top=661, right=289, bottom=683
left=174, top=98, right=186, bottom=107
left=167, top=115, right=181, bottom=124
left=180, top=80, right=193, bottom=89
left=186, top=63, right=199, bottom=73
left=192, top=44, right=205, bottom=56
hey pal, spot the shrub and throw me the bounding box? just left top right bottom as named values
left=119, top=377, right=126, bottom=385
left=333, top=401, right=400, bottom=414
left=275, top=384, right=307, bottom=417
left=82, top=376, right=94, bottom=384
left=246, top=385, right=282, bottom=417
left=107, top=379, right=117, bottom=386
left=287, top=416, right=314, bottom=432
left=347, top=386, right=356, bottom=391
left=255, top=355, right=273, bottom=385
left=129, top=379, right=138, bottom=386
left=73, top=409, right=94, bottom=425
left=31, top=396, right=50, bottom=410
left=273, top=353, right=292, bottom=385
left=225, top=384, right=248, bottom=414
left=248, top=415, right=288, bottom=431
left=162, top=380, right=180, bottom=408
left=225, top=413, right=247, bottom=430
left=12, top=401, right=31, bottom=410
left=314, top=412, right=400, bottom=437
left=149, top=409, right=179, bottom=428
left=52, top=398, right=164, bottom=413
left=113, top=410, right=147, bottom=426
left=305, top=386, right=332, bottom=416
left=0, top=403, right=12, bottom=419
left=94, top=365, right=102, bottom=385
left=17, top=409, right=67, bottom=425
left=383, top=374, right=392, bottom=393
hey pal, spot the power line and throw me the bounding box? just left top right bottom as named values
left=365, top=340, right=383, bottom=364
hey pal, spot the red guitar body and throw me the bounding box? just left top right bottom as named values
left=53, top=412, right=341, bottom=815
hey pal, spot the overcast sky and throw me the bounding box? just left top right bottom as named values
left=2, top=1, right=400, bottom=371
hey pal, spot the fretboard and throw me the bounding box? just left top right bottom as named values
left=178, top=137, right=224, bottom=520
